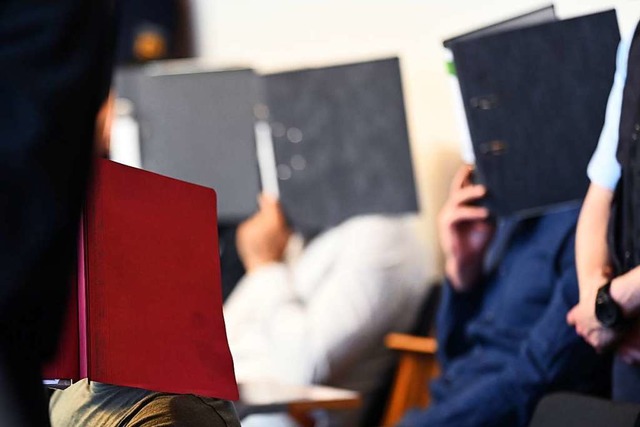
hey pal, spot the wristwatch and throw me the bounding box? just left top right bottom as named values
left=595, top=281, right=626, bottom=329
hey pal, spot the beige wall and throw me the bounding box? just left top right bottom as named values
left=189, top=0, right=639, bottom=277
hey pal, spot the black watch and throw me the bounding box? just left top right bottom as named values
left=595, top=281, right=627, bottom=329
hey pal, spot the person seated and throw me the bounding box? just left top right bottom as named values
left=224, top=194, right=433, bottom=426
left=397, top=164, right=604, bottom=427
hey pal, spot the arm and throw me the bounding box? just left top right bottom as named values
left=235, top=194, right=291, bottom=273
left=609, top=267, right=640, bottom=364
left=610, top=266, right=640, bottom=364
left=576, top=30, right=630, bottom=296
left=225, top=194, right=294, bottom=380
left=225, top=217, right=428, bottom=385
left=611, top=269, right=640, bottom=318
left=567, top=32, right=630, bottom=350
left=434, top=165, right=493, bottom=364
left=401, top=230, right=599, bottom=427
left=576, top=30, right=630, bottom=299
left=566, top=184, right=618, bottom=351
left=438, top=166, right=494, bottom=292
left=575, top=183, right=614, bottom=300
left=223, top=262, right=296, bottom=381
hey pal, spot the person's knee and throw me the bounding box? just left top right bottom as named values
left=166, top=395, right=240, bottom=427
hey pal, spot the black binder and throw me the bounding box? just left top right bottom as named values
left=443, top=5, right=557, bottom=48
left=449, top=10, right=620, bottom=217
left=263, top=58, right=418, bottom=233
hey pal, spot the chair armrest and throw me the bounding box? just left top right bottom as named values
left=381, top=333, right=439, bottom=425
left=385, top=333, right=437, bottom=354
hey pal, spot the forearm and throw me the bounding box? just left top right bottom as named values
left=401, top=337, right=594, bottom=427
left=575, top=183, right=614, bottom=301
left=223, top=263, right=310, bottom=382
left=611, top=267, right=640, bottom=317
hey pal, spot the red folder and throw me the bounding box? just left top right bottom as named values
left=43, top=159, right=238, bottom=400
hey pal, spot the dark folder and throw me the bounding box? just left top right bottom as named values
left=263, top=58, right=418, bottom=233
left=449, top=10, right=620, bottom=217
left=442, top=5, right=557, bottom=48
left=116, top=66, right=262, bottom=224
left=43, top=159, right=239, bottom=400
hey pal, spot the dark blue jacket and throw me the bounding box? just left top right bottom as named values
left=400, top=207, right=602, bottom=427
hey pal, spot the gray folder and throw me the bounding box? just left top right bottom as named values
left=116, top=66, right=262, bottom=223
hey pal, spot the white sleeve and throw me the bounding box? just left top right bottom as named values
left=223, top=263, right=297, bottom=381
left=223, top=219, right=428, bottom=386
left=587, top=33, right=632, bottom=190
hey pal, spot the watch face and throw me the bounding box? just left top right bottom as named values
left=596, top=286, right=620, bottom=328
left=596, top=301, right=617, bottom=327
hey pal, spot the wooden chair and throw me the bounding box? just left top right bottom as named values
left=377, top=284, right=442, bottom=426
left=381, top=333, right=439, bottom=426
